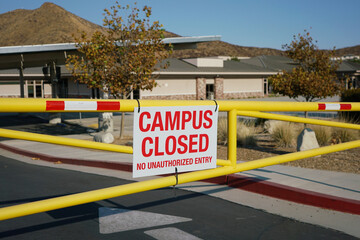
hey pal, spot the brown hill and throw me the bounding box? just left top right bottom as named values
left=0, top=2, right=108, bottom=46
left=0, top=2, right=358, bottom=58
left=0, top=2, right=284, bottom=57
left=172, top=41, right=284, bottom=58
left=0, top=2, right=179, bottom=47
left=335, top=45, right=360, bottom=57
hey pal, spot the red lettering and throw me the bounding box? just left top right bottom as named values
left=199, top=134, right=209, bottom=152
left=189, top=134, right=198, bottom=153
left=165, top=135, right=177, bottom=155
left=165, top=111, right=180, bottom=130
left=177, top=135, right=188, bottom=154
left=203, top=110, right=213, bottom=128
left=139, top=112, right=151, bottom=132
left=151, top=112, right=164, bottom=131
left=154, top=137, right=164, bottom=156
left=137, top=163, right=146, bottom=170
left=181, top=111, right=192, bottom=130
left=192, top=110, right=203, bottom=130
left=142, top=137, right=153, bottom=157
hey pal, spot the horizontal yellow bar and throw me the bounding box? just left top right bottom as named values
left=216, top=159, right=232, bottom=166
left=1, top=98, right=360, bottom=112
left=237, top=111, right=360, bottom=130
left=1, top=139, right=358, bottom=221
left=0, top=128, right=133, bottom=154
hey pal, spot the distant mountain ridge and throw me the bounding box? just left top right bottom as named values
left=0, top=2, right=358, bottom=58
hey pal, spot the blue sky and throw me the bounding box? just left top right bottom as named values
left=1, top=0, right=359, bottom=50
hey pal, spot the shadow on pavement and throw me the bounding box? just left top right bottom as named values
left=0, top=113, right=92, bottom=139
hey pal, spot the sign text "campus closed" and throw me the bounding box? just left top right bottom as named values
left=133, top=105, right=218, bottom=178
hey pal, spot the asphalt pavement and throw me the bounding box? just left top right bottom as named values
left=0, top=154, right=357, bottom=240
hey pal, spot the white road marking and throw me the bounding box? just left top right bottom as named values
left=99, top=207, right=192, bottom=234
left=144, top=227, right=203, bottom=240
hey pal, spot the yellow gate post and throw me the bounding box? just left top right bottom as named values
left=0, top=98, right=359, bottom=221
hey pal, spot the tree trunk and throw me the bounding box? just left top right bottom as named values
left=119, top=94, right=126, bottom=139
left=99, top=89, right=114, bottom=133
left=304, top=111, right=308, bottom=128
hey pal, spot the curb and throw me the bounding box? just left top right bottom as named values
left=1, top=142, right=359, bottom=215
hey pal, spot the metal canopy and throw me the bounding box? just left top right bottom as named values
left=0, top=36, right=221, bottom=70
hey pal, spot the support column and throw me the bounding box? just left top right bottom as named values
left=49, top=61, right=61, bottom=124
left=214, top=77, right=224, bottom=99
left=19, top=55, right=25, bottom=98
left=196, top=77, right=206, bottom=100
left=228, top=109, right=237, bottom=167
left=50, top=61, right=59, bottom=98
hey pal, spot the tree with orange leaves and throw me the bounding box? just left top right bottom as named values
left=269, top=30, right=342, bottom=104
left=66, top=2, right=172, bottom=137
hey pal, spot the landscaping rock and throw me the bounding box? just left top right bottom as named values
left=49, top=113, right=61, bottom=124
left=98, top=112, right=114, bottom=132
left=94, top=132, right=114, bottom=144
left=297, top=128, right=319, bottom=152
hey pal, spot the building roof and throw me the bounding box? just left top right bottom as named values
left=155, top=58, right=277, bottom=76
left=2, top=55, right=358, bottom=80
left=242, top=55, right=360, bottom=74
left=241, top=55, right=298, bottom=72
left=0, top=35, right=221, bottom=70
left=337, top=61, right=360, bottom=73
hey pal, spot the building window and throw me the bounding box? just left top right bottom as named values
left=133, top=89, right=140, bottom=99
left=264, top=78, right=268, bottom=95
left=206, top=84, right=214, bottom=100
left=26, top=80, right=43, bottom=98
left=127, top=89, right=140, bottom=99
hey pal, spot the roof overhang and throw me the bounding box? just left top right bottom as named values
left=153, top=71, right=278, bottom=77
left=0, top=35, right=221, bottom=70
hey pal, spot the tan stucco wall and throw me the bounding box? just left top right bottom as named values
left=0, top=85, right=20, bottom=97
left=223, top=78, right=263, bottom=93
left=141, top=79, right=196, bottom=97
left=0, top=82, right=52, bottom=98
left=42, top=83, right=51, bottom=97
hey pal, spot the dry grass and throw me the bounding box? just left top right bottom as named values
left=311, top=125, right=333, bottom=146
left=217, top=118, right=259, bottom=147
left=217, top=117, right=228, bottom=145
left=266, top=121, right=298, bottom=147
left=237, top=121, right=258, bottom=147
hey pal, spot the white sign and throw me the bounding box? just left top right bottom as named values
left=133, top=105, right=218, bottom=178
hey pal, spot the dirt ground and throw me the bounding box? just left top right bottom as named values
left=216, top=133, right=360, bottom=174
left=216, top=145, right=360, bottom=174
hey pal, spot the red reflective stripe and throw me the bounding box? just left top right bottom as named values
left=318, top=104, right=326, bottom=110
left=46, top=101, right=65, bottom=111
left=340, top=104, right=351, bottom=110
left=97, top=101, right=120, bottom=111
